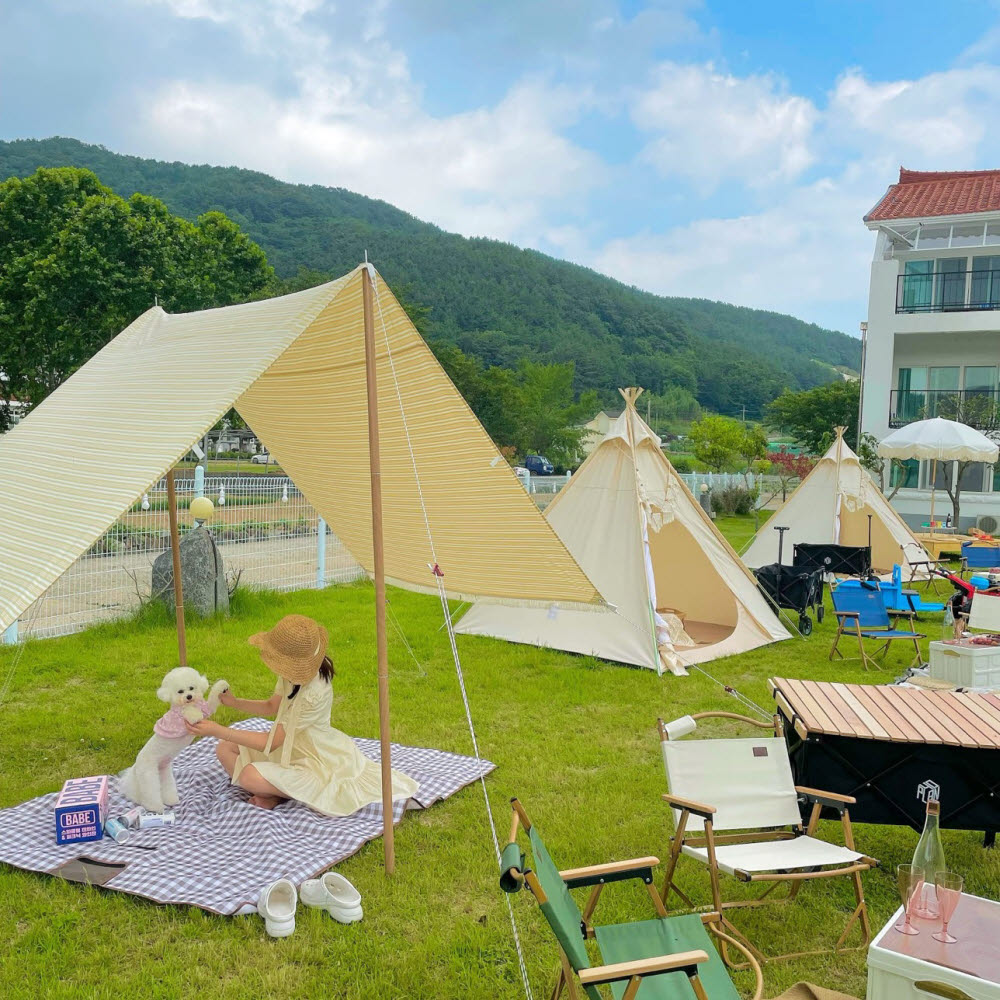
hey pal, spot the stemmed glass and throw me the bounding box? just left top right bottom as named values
left=932, top=872, right=963, bottom=944
left=896, top=864, right=925, bottom=936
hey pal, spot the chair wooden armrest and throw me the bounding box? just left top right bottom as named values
left=577, top=950, right=709, bottom=986
left=796, top=785, right=856, bottom=807
left=833, top=610, right=860, bottom=619
left=559, top=857, right=659, bottom=889
left=662, top=793, right=716, bottom=819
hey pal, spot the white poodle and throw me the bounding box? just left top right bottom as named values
left=119, top=666, right=229, bottom=813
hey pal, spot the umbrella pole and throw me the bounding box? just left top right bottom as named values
left=930, top=458, right=936, bottom=538
left=362, top=263, right=395, bottom=875
left=165, top=468, right=187, bottom=667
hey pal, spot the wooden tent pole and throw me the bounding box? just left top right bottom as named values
left=362, top=263, right=395, bottom=875
left=165, top=468, right=187, bottom=666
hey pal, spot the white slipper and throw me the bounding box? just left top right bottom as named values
left=300, top=872, right=363, bottom=924
left=257, top=878, right=297, bottom=938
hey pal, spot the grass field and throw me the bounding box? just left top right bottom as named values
left=1, top=515, right=997, bottom=999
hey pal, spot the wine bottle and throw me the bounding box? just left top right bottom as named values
left=911, top=798, right=947, bottom=918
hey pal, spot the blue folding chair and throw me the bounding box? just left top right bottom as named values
left=961, top=541, right=1000, bottom=576
left=830, top=586, right=925, bottom=671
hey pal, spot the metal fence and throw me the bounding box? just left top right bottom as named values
left=6, top=469, right=785, bottom=642
left=11, top=475, right=365, bottom=641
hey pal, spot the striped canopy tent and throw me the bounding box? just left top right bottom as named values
left=0, top=263, right=601, bottom=871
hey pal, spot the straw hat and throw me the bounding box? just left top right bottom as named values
left=249, top=614, right=329, bottom=685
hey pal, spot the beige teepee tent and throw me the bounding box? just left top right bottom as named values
left=742, top=427, right=928, bottom=576
left=456, top=389, right=790, bottom=675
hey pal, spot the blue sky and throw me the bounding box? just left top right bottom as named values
left=3, top=0, right=1000, bottom=334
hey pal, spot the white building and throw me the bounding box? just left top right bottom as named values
left=862, top=168, right=1000, bottom=530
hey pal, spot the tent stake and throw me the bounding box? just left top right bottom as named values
left=362, top=263, right=395, bottom=875
left=165, top=468, right=187, bottom=667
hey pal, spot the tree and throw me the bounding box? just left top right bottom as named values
left=0, top=167, right=273, bottom=426
left=857, top=431, right=906, bottom=500
left=767, top=448, right=815, bottom=502
left=765, top=380, right=860, bottom=453
left=737, top=423, right=770, bottom=485
left=688, top=414, right=746, bottom=472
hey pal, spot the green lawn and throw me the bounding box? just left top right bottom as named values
left=0, top=516, right=996, bottom=999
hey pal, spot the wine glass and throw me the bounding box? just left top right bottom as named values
left=896, top=864, right=924, bottom=936
left=932, top=872, right=963, bottom=944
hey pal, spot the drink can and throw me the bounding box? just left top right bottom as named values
left=118, top=807, right=145, bottom=829
left=105, top=817, right=130, bottom=844
left=138, top=810, right=176, bottom=829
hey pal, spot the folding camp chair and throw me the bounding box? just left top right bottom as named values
left=657, top=713, right=876, bottom=966
left=829, top=586, right=924, bottom=670
left=501, top=799, right=763, bottom=1000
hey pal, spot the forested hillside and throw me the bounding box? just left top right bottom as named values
left=0, top=137, right=860, bottom=416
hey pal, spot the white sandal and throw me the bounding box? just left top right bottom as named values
left=257, top=878, right=297, bottom=938
left=300, top=872, right=363, bottom=924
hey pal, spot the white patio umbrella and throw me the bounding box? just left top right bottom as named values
left=878, top=417, right=999, bottom=534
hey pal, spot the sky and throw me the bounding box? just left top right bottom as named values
left=3, top=1, right=1000, bottom=335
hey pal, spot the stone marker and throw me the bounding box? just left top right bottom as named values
left=151, top=526, right=229, bottom=617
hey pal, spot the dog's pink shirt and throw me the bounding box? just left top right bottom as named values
left=153, top=698, right=211, bottom=739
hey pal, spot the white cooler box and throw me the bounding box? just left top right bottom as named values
left=928, top=639, right=1000, bottom=688
left=868, top=895, right=1000, bottom=1000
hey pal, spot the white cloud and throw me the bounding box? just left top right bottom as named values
left=631, top=62, right=818, bottom=192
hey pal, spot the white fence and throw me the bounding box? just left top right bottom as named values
left=10, top=474, right=365, bottom=641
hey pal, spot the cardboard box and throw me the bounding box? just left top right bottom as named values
left=54, top=776, right=109, bottom=845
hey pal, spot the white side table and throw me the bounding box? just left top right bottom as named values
left=868, top=893, right=1000, bottom=999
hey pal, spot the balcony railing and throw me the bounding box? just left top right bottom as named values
left=896, top=268, right=1000, bottom=313
left=889, top=388, right=1000, bottom=429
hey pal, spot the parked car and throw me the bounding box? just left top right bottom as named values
left=251, top=453, right=271, bottom=464
left=524, top=454, right=554, bottom=475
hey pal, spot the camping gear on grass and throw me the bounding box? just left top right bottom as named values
left=54, top=776, right=109, bottom=845
left=744, top=427, right=928, bottom=578
left=0, top=720, right=493, bottom=914
left=829, top=586, right=924, bottom=670
left=834, top=566, right=946, bottom=616
left=458, top=388, right=790, bottom=675
left=769, top=677, right=1000, bottom=847
left=961, top=539, right=1000, bottom=575
left=868, top=892, right=1000, bottom=1000
left=657, top=712, right=874, bottom=965
left=754, top=562, right=823, bottom=636
left=794, top=542, right=871, bottom=580
left=500, top=798, right=763, bottom=1000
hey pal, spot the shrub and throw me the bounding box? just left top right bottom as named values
left=671, top=456, right=692, bottom=474
left=711, top=484, right=758, bottom=516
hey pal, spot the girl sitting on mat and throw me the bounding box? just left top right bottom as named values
left=186, top=614, right=418, bottom=814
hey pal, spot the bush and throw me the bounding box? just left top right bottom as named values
left=711, top=484, right=758, bottom=515
left=671, top=456, right=692, bottom=474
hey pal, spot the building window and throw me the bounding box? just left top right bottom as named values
left=891, top=459, right=920, bottom=490
left=971, top=256, right=1000, bottom=308
left=935, top=258, right=967, bottom=310
left=902, top=260, right=933, bottom=311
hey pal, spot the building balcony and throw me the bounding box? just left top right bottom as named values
left=897, top=269, right=1000, bottom=313
left=889, top=389, right=1000, bottom=429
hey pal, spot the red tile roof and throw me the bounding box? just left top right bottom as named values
left=865, top=167, right=1000, bottom=222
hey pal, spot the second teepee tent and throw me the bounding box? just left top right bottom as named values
left=742, top=427, right=928, bottom=575
left=456, top=389, right=790, bottom=675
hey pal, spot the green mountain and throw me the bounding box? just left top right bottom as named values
left=0, top=137, right=860, bottom=416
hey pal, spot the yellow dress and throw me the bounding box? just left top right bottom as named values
left=233, top=676, right=419, bottom=817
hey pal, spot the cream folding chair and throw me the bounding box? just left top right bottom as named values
left=657, top=712, right=876, bottom=966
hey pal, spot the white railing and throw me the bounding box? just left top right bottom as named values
left=10, top=475, right=365, bottom=641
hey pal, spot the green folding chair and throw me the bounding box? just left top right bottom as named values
left=500, top=799, right=763, bottom=1000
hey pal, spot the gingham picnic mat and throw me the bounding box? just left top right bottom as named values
left=0, top=719, right=494, bottom=914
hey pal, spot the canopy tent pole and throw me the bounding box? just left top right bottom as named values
left=165, top=468, right=187, bottom=666
left=362, top=263, right=395, bottom=875
left=930, top=459, right=937, bottom=538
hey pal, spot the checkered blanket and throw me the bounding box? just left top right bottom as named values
left=0, top=720, right=494, bottom=914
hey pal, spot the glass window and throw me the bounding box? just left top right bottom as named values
left=929, top=366, right=960, bottom=390
left=901, top=260, right=933, bottom=311
left=959, top=462, right=988, bottom=493
left=971, top=256, right=1000, bottom=307
left=952, top=222, right=986, bottom=247
left=929, top=366, right=961, bottom=419
left=965, top=366, right=997, bottom=391
left=935, top=257, right=967, bottom=309
left=987, top=223, right=1000, bottom=246
left=896, top=367, right=927, bottom=423
left=917, top=225, right=951, bottom=249
left=930, top=461, right=953, bottom=490
left=891, top=459, right=919, bottom=490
